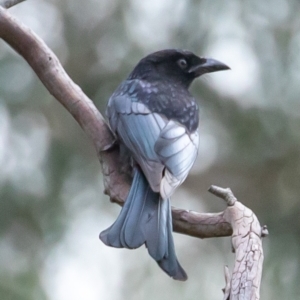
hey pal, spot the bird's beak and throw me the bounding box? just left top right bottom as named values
left=189, top=58, right=230, bottom=76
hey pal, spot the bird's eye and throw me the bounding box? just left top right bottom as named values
left=177, top=58, right=188, bottom=69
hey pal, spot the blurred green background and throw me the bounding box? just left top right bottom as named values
left=0, top=0, right=300, bottom=299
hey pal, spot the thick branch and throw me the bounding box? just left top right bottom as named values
left=172, top=208, right=232, bottom=238
left=0, top=6, right=114, bottom=152
left=209, top=186, right=268, bottom=300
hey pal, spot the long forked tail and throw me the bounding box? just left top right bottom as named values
left=100, top=167, right=187, bottom=281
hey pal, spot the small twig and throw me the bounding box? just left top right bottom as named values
left=261, top=225, right=269, bottom=237
left=0, top=0, right=25, bottom=9
left=208, top=185, right=237, bottom=206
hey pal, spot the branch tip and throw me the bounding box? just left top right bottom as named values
left=261, top=225, right=269, bottom=237
left=208, top=185, right=237, bottom=206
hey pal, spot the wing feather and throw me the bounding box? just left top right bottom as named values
left=107, top=94, right=199, bottom=198
left=107, top=95, right=167, bottom=191
left=155, top=121, right=199, bottom=198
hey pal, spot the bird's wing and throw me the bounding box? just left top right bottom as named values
left=155, top=120, right=199, bottom=198
left=107, top=94, right=199, bottom=197
left=107, top=94, right=167, bottom=192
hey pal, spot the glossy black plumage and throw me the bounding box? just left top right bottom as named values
left=100, top=49, right=229, bottom=280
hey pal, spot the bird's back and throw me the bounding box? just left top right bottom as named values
left=107, top=78, right=199, bottom=198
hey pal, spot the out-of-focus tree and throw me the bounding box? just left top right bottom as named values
left=0, top=0, right=299, bottom=299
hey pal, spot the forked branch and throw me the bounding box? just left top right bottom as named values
left=0, top=3, right=267, bottom=299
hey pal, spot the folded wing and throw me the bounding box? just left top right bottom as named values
left=107, top=92, right=199, bottom=197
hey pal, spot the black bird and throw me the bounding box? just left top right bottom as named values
left=100, top=49, right=229, bottom=280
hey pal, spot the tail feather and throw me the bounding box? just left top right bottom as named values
left=157, top=199, right=187, bottom=280
left=100, top=167, right=149, bottom=248
left=121, top=179, right=154, bottom=248
left=100, top=167, right=187, bottom=280
left=144, top=195, right=168, bottom=260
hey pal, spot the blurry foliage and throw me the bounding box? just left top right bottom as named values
left=0, top=0, right=300, bottom=299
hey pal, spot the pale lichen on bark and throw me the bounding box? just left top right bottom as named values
left=209, top=186, right=268, bottom=300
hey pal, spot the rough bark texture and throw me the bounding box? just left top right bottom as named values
left=0, top=3, right=267, bottom=299
left=209, top=186, right=267, bottom=300
left=226, top=201, right=264, bottom=300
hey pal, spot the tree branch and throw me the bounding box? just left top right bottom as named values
left=209, top=186, right=268, bottom=300
left=0, top=6, right=113, bottom=152
left=0, top=4, right=267, bottom=299
left=0, top=0, right=25, bottom=9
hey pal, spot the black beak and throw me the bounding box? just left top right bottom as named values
left=189, top=58, right=230, bottom=76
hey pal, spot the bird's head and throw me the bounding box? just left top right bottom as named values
left=129, top=49, right=230, bottom=87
